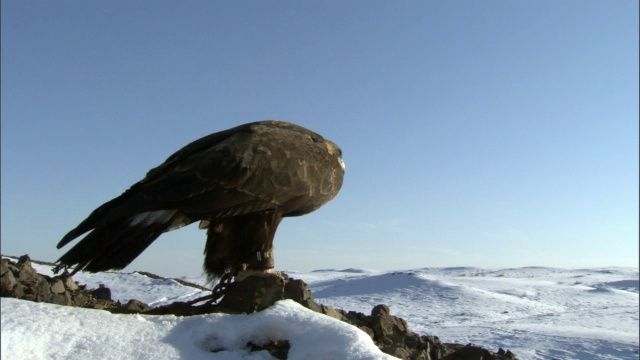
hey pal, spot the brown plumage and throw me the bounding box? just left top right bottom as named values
left=54, top=120, right=345, bottom=279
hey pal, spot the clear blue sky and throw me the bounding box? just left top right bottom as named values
left=2, top=1, right=638, bottom=277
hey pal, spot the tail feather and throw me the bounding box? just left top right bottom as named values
left=57, top=193, right=136, bottom=249
left=55, top=211, right=181, bottom=274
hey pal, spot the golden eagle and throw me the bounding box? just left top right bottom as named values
left=54, top=121, right=345, bottom=279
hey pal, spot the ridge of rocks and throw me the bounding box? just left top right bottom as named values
left=1, top=255, right=517, bottom=360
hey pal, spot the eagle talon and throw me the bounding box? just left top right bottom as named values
left=186, top=269, right=240, bottom=305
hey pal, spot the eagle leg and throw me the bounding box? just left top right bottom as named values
left=203, top=210, right=283, bottom=280
left=235, top=267, right=285, bottom=282
left=247, top=249, right=275, bottom=271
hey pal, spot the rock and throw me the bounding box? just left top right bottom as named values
left=423, top=336, right=449, bottom=360
left=50, top=279, right=66, bottom=294
left=284, top=278, right=317, bottom=309
left=1, top=256, right=119, bottom=310
left=0, top=269, right=18, bottom=296
left=497, top=348, right=517, bottom=360
left=17, top=261, right=39, bottom=283
left=91, top=284, right=112, bottom=301
left=0, top=258, right=10, bottom=276
left=216, top=273, right=285, bottom=313
left=93, top=301, right=108, bottom=310
left=30, top=279, right=54, bottom=302
left=371, top=306, right=408, bottom=340
left=247, top=340, right=290, bottom=360
left=12, top=283, right=25, bottom=298
left=370, top=304, right=417, bottom=357
left=16, top=255, right=38, bottom=282
left=443, top=343, right=492, bottom=359
left=372, top=304, right=391, bottom=317
left=50, top=291, right=73, bottom=306
left=72, top=292, right=91, bottom=306
left=62, top=276, right=79, bottom=291
left=124, top=299, right=151, bottom=312
left=319, top=304, right=347, bottom=322
left=439, top=343, right=521, bottom=360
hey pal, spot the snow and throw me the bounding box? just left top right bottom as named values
left=1, top=298, right=393, bottom=360
left=2, top=261, right=638, bottom=360
left=296, top=267, right=640, bottom=360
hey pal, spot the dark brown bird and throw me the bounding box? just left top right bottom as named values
left=54, top=120, right=345, bottom=280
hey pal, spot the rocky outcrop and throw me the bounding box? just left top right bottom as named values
left=175, top=272, right=517, bottom=360
left=1, top=255, right=149, bottom=312
left=2, top=255, right=77, bottom=306
left=1, top=255, right=517, bottom=360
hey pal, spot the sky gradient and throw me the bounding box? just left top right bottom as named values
left=2, top=1, right=638, bottom=277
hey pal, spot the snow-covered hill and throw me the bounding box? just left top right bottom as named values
left=2, top=261, right=638, bottom=360
left=296, top=267, right=639, bottom=360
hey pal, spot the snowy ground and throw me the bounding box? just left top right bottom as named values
left=2, top=261, right=638, bottom=360
left=296, top=267, right=640, bottom=360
